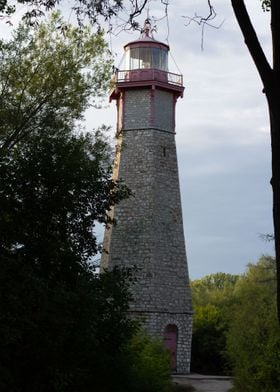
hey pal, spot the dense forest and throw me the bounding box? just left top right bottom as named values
left=191, top=255, right=280, bottom=392
left=0, top=15, right=172, bottom=392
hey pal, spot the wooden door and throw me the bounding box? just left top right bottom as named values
left=164, top=324, right=178, bottom=371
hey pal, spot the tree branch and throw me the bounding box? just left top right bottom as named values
left=128, top=0, right=149, bottom=23
left=271, top=0, right=280, bottom=73
left=231, top=0, right=272, bottom=89
left=1, top=91, right=54, bottom=150
left=182, top=0, right=224, bottom=50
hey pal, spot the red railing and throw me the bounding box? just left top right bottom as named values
left=115, top=69, right=183, bottom=87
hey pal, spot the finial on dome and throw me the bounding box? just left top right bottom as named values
left=140, top=18, right=155, bottom=39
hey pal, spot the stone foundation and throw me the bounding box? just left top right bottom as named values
left=130, top=311, right=193, bottom=374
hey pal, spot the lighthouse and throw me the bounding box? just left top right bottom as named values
left=101, top=20, right=192, bottom=374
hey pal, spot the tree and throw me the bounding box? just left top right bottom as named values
left=191, top=273, right=239, bottom=375
left=0, top=252, right=138, bottom=391
left=226, top=0, right=280, bottom=324
left=0, top=16, right=176, bottom=390
left=178, top=0, right=280, bottom=324
left=123, top=333, right=172, bottom=392
left=0, top=81, right=136, bottom=390
left=0, top=0, right=150, bottom=27
left=0, top=118, right=141, bottom=391
left=226, top=256, right=280, bottom=392
left=191, top=258, right=280, bottom=389
left=0, top=12, right=112, bottom=150
left=0, top=16, right=137, bottom=391
left=0, top=123, right=130, bottom=273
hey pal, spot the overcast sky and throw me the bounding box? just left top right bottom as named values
left=87, top=0, right=274, bottom=279
left=1, top=0, right=274, bottom=279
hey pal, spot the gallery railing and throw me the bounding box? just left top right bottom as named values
left=114, top=69, right=183, bottom=87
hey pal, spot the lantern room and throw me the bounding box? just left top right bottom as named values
left=125, top=43, right=168, bottom=71
left=110, top=19, right=184, bottom=101
left=124, top=39, right=168, bottom=72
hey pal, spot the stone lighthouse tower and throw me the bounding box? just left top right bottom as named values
left=101, top=20, right=192, bottom=374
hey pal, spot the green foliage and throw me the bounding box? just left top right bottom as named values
left=0, top=120, right=135, bottom=391
left=260, top=0, right=271, bottom=12
left=0, top=0, right=136, bottom=27
left=191, top=259, right=280, bottom=387
left=123, top=333, right=172, bottom=392
left=0, top=17, right=140, bottom=391
left=0, top=14, right=173, bottom=390
left=191, top=273, right=239, bottom=375
left=0, top=260, right=138, bottom=391
left=226, top=256, right=280, bottom=392
left=191, top=304, right=226, bottom=374
left=0, top=12, right=112, bottom=150
left=0, top=125, right=129, bottom=271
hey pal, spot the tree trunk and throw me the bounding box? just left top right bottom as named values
left=270, top=1, right=280, bottom=323
left=268, top=93, right=280, bottom=323
left=231, top=0, right=280, bottom=324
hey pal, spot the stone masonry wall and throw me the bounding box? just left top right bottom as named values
left=154, top=89, right=174, bottom=131
left=101, top=86, right=192, bottom=373
left=123, top=89, right=151, bottom=129
left=123, top=88, right=175, bottom=132
left=130, top=311, right=192, bottom=374
left=104, top=129, right=192, bottom=313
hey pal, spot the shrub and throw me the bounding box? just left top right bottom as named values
left=123, top=332, right=172, bottom=392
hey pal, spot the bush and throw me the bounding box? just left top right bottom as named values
left=226, top=257, right=280, bottom=392
left=191, top=273, right=238, bottom=375
left=123, top=332, right=172, bottom=392
left=191, top=304, right=227, bottom=374
left=171, top=384, right=195, bottom=392
left=0, top=262, right=138, bottom=392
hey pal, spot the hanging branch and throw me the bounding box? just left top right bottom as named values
left=108, top=0, right=169, bottom=39
left=128, top=0, right=149, bottom=25
left=182, top=0, right=224, bottom=50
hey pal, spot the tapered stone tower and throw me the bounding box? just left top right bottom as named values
left=101, top=20, right=192, bottom=374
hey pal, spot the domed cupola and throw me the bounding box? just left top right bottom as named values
left=110, top=19, right=184, bottom=101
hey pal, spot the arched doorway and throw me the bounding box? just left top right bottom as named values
left=163, top=324, right=178, bottom=371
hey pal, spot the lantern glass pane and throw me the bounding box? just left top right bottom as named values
left=139, top=47, right=152, bottom=68
left=130, top=48, right=139, bottom=69
left=161, top=50, right=168, bottom=71
left=152, top=48, right=160, bottom=69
